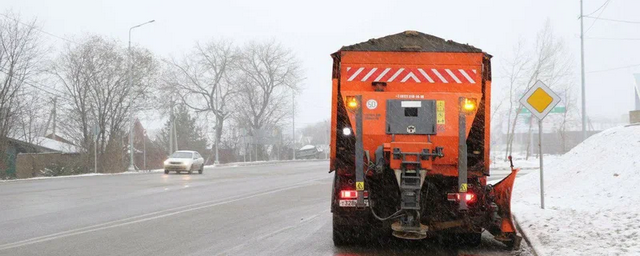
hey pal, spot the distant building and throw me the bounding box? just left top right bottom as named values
left=1, top=134, right=80, bottom=178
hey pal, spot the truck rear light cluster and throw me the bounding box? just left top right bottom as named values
left=447, top=192, right=476, bottom=203
left=340, top=190, right=368, bottom=199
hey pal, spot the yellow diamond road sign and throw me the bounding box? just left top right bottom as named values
left=520, top=80, right=561, bottom=120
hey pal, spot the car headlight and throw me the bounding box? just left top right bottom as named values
left=164, top=160, right=169, bottom=165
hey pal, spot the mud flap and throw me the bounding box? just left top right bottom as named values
left=488, top=168, right=521, bottom=249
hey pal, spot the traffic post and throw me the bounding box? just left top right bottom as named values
left=519, top=80, right=561, bottom=209
left=93, top=124, right=100, bottom=173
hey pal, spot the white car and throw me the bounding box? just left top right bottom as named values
left=163, top=151, right=205, bottom=174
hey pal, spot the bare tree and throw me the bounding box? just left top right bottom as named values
left=0, top=12, right=44, bottom=153
left=164, top=39, right=236, bottom=160
left=234, top=41, right=302, bottom=160
left=556, top=84, right=578, bottom=153
left=51, top=35, right=159, bottom=171
left=500, top=40, right=529, bottom=160
left=501, top=21, right=573, bottom=159
left=13, top=89, right=49, bottom=144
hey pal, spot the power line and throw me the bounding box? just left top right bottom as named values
left=584, top=0, right=612, bottom=17
left=585, top=36, right=640, bottom=41
left=587, top=63, right=640, bottom=74
left=0, top=68, right=65, bottom=97
left=583, top=15, right=640, bottom=24
left=0, top=12, right=77, bottom=45
left=585, top=0, right=612, bottom=33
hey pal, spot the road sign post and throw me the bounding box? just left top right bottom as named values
left=93, top=125, right=100, bottom=173
left=519, top=80, right=561, bottom=209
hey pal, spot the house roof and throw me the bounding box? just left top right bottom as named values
left=35, top=137, right=81, bottom=153
left=44, top=133, right=75, bottom=145
left=337, top=30, right=487, bottom=54
left=5, top=137, right=55, bottom=153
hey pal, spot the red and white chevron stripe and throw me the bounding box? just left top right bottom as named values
left=345, top=67, right=478, bottom=84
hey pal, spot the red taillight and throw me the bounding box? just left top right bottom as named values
left=340, top=190, right=357, bottom=199
left=465, top=193, right=476, bottom=203
left=447, top=193, right=476, bottom=203
left=340, top=190, right=368, bottom=199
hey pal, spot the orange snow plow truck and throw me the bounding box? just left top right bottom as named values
left=329, top=31, right=521, bottom=248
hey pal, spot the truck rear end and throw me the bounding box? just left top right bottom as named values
left=329, top=31, right=521, bottom=248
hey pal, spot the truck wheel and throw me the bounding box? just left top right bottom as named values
left=333, top=216, right=354, bottom=246
left=333, top=214, right=368, bottom=246
left=457, top=233, right=482, bottom=247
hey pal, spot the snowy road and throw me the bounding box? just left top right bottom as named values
left=0, top=161, right=532, bottom=255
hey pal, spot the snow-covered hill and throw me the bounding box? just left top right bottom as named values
left=513, top=125, right=640, bottom=256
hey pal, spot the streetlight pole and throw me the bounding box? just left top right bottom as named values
left=128, top=20, right=155, bottom=172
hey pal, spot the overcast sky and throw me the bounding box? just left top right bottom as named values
left=5, top=0, right=640, bottom=132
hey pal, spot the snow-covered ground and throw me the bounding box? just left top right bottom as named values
left=490, top=151, right=562, bottom=170
left=513, top=125, right=640, bottom=256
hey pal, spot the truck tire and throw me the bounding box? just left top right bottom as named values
left=333, top=214, right=357, bottom=246
left=457, top=233, right=482, bottom=247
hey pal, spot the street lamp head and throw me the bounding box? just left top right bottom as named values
left=130, top=20, right=156, bottom=30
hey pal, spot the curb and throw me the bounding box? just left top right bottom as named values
left=1, top=160, right=327, bottom=182
left=207, top=159, right=328, bottom=168
left=514, top=215, right=541, bottom=256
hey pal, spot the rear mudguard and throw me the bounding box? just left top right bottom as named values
left=488, top=168, right=519, bottom=236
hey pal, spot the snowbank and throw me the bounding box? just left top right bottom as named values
left=513, top=125, right=640, bottom=256
left=1, top=169, right=164, bottom=182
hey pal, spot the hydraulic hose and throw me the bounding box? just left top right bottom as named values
left=370, top=207, right=404, bottom=221
left=365, top=172, right=406, bottom=221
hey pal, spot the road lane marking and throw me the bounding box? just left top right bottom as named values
left=0, top=177, right=331, bottom=251
left=256, top=211, right=327, bottom=241
left=216, top=210, right=330, bottom=256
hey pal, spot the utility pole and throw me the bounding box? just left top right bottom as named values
left=292, top=93, right=296, bottom=160
left=94, top=138, right=98, bottom=173
left=580, top=0, right=587, bottom=141
left=52, top=97, right=57, bottom=140
left=173, top=119, right=178, bottom=151
left=44, top=97, right=56, bottom=137
left=94, top=124, right=98, bottom=173
left=143, top=129, right=147, bottom=170
left=635, top=74, right=640, bottom=110
left=169, top=100, right=174, bottom=154
left=214, top=86, right=220, bottom=164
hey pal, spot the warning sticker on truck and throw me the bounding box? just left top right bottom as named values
left=356, top=182, right=364, bottom=191
left=459, top=183, right=468, bottom=193
left=437, top=101, right=445, bottom=124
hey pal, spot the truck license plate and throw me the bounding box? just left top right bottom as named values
left=339, top=199, right=369, bottom=207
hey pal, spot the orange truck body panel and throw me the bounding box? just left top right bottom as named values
left=331, top=51, right=491, bottom=178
